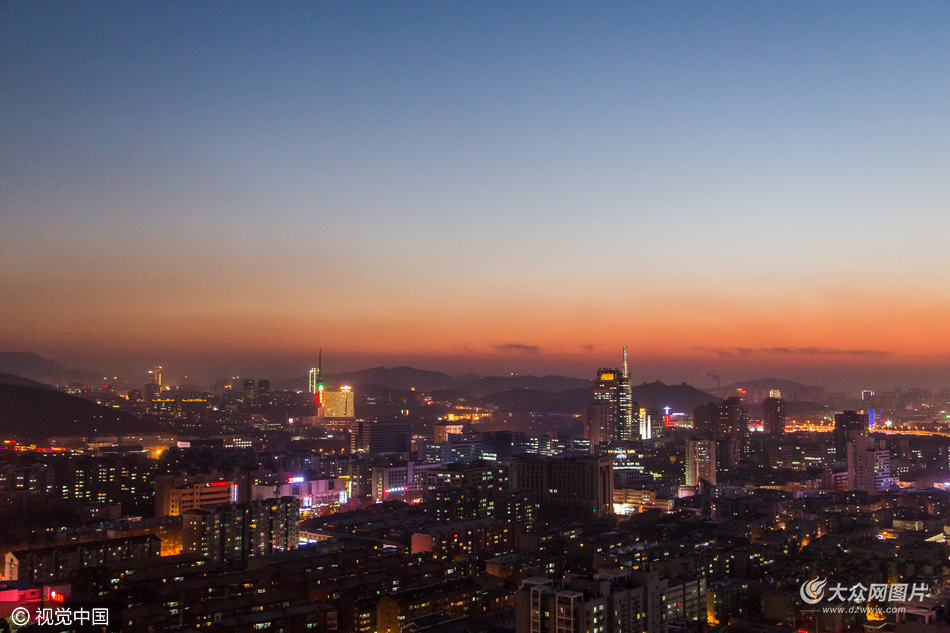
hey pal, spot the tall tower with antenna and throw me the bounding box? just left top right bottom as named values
left=587, top=347, right=636, bottom=446
left=308, top=350, right=324, bottom=396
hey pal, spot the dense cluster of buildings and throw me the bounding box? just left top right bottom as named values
left=3, top=353, right=950, bottom=633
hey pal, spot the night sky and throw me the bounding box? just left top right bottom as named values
left=3, top=2, right=950, bottom=390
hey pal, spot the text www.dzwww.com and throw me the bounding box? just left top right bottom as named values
left=818, top=606, right=906, bottom=614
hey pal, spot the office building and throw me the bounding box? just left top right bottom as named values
left=322, top=388, right=356, bottom=419
left=371, top=462, right=442, bottom=502
left=640, top=407, right=654, bottom=440
left=586, top=348, right=636, bottom=445
left=159, top=480, right=238, bottom=517
left=421, top=433, right=484, bottom=463
left=366, top=420, right=411, bottom=455
left=243, top=379, right=256, bottom=404
left=250, top=476, right=348, bottom=511
left=434, top=422, right=464, bottom=443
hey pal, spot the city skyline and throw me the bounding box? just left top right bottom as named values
left=4, top=3, right=950, bottom=391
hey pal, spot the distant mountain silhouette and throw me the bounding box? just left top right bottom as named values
left=0, top=383, right=160, bottom=441
left=0, top=352, right=63, bottom=380
left=711, top=378, right=827, bottom=403
left=462, top=375, right=591, bottom=397
left=478, top=382, right=719, bottom=415
left=631, top=381, right=722, bottom=413
left=278, top=366, right=590, bottom=395
left=333, top=366, right=460, bottom=391
left=0, top=352, right=103, bottom=386
left=0, top=372, right=55, bottom=390
left=274, top=366, right=720, bottom=416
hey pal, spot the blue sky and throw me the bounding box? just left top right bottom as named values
left=3, top=2, right=950, bottom=389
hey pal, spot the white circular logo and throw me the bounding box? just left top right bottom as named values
left=11, top=607, right=30, bottom=627
left=801, top=577, right=828, bottom=604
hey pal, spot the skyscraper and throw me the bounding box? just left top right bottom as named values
left=685, top=439, right=717, bottom=487
left=144, top=366, right=163, bottom=403
left=586, top=347, right=635, bottom=445
left=847, top=435, right=890, bottom=493
left=322, top=387, right=355, bottom=418
left=834, top=410, right=869, bottom=462
left=693, top=397, right=749, bottom=471
left=257, top=379, right=270, bottom=406
left=584, top=401, right=613, bottom=450
left=762, top=393, right=785, bottom=436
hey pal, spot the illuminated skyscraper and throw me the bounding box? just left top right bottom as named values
left=587, top=347, right=636, bottom=445
left=144, top=366, right=163, bottom=402
left=639, top=408, right=653, bottom=440
left=322, top=387, right=355, bottom=418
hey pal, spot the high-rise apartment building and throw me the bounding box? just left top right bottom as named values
left=182, top=496, right=300, bottom=564
left=257, top=379, right=271, bottom=406
left=762, top=395, right=785, bottom=436
left=685, top=439, right=717, bottom=487
left=714, top=397, right=749, bottom=440
left=834, top=411, right=869, bottom=462
left=424, top=462, right=510, bottom=517
left=516, top=569, right=668, bottom=633
left=847, top=435, right=891, bottom=493
left=510, top=455, right=613, bottom=519
left=583, top=401, right=613, bottom=450
left=693, top=398, right=749, bottom=470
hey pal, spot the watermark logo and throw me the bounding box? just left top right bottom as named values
left=10, top=607, right=30, bottom=627
left=801, top=577, right=828, bottom=605
left=800, top=577, right=929, bottom=605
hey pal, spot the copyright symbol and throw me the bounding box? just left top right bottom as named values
left=11, top=607, right=30, bottom=626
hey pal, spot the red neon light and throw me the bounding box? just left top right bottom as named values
left=206, top=481, right=230, bottom=488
